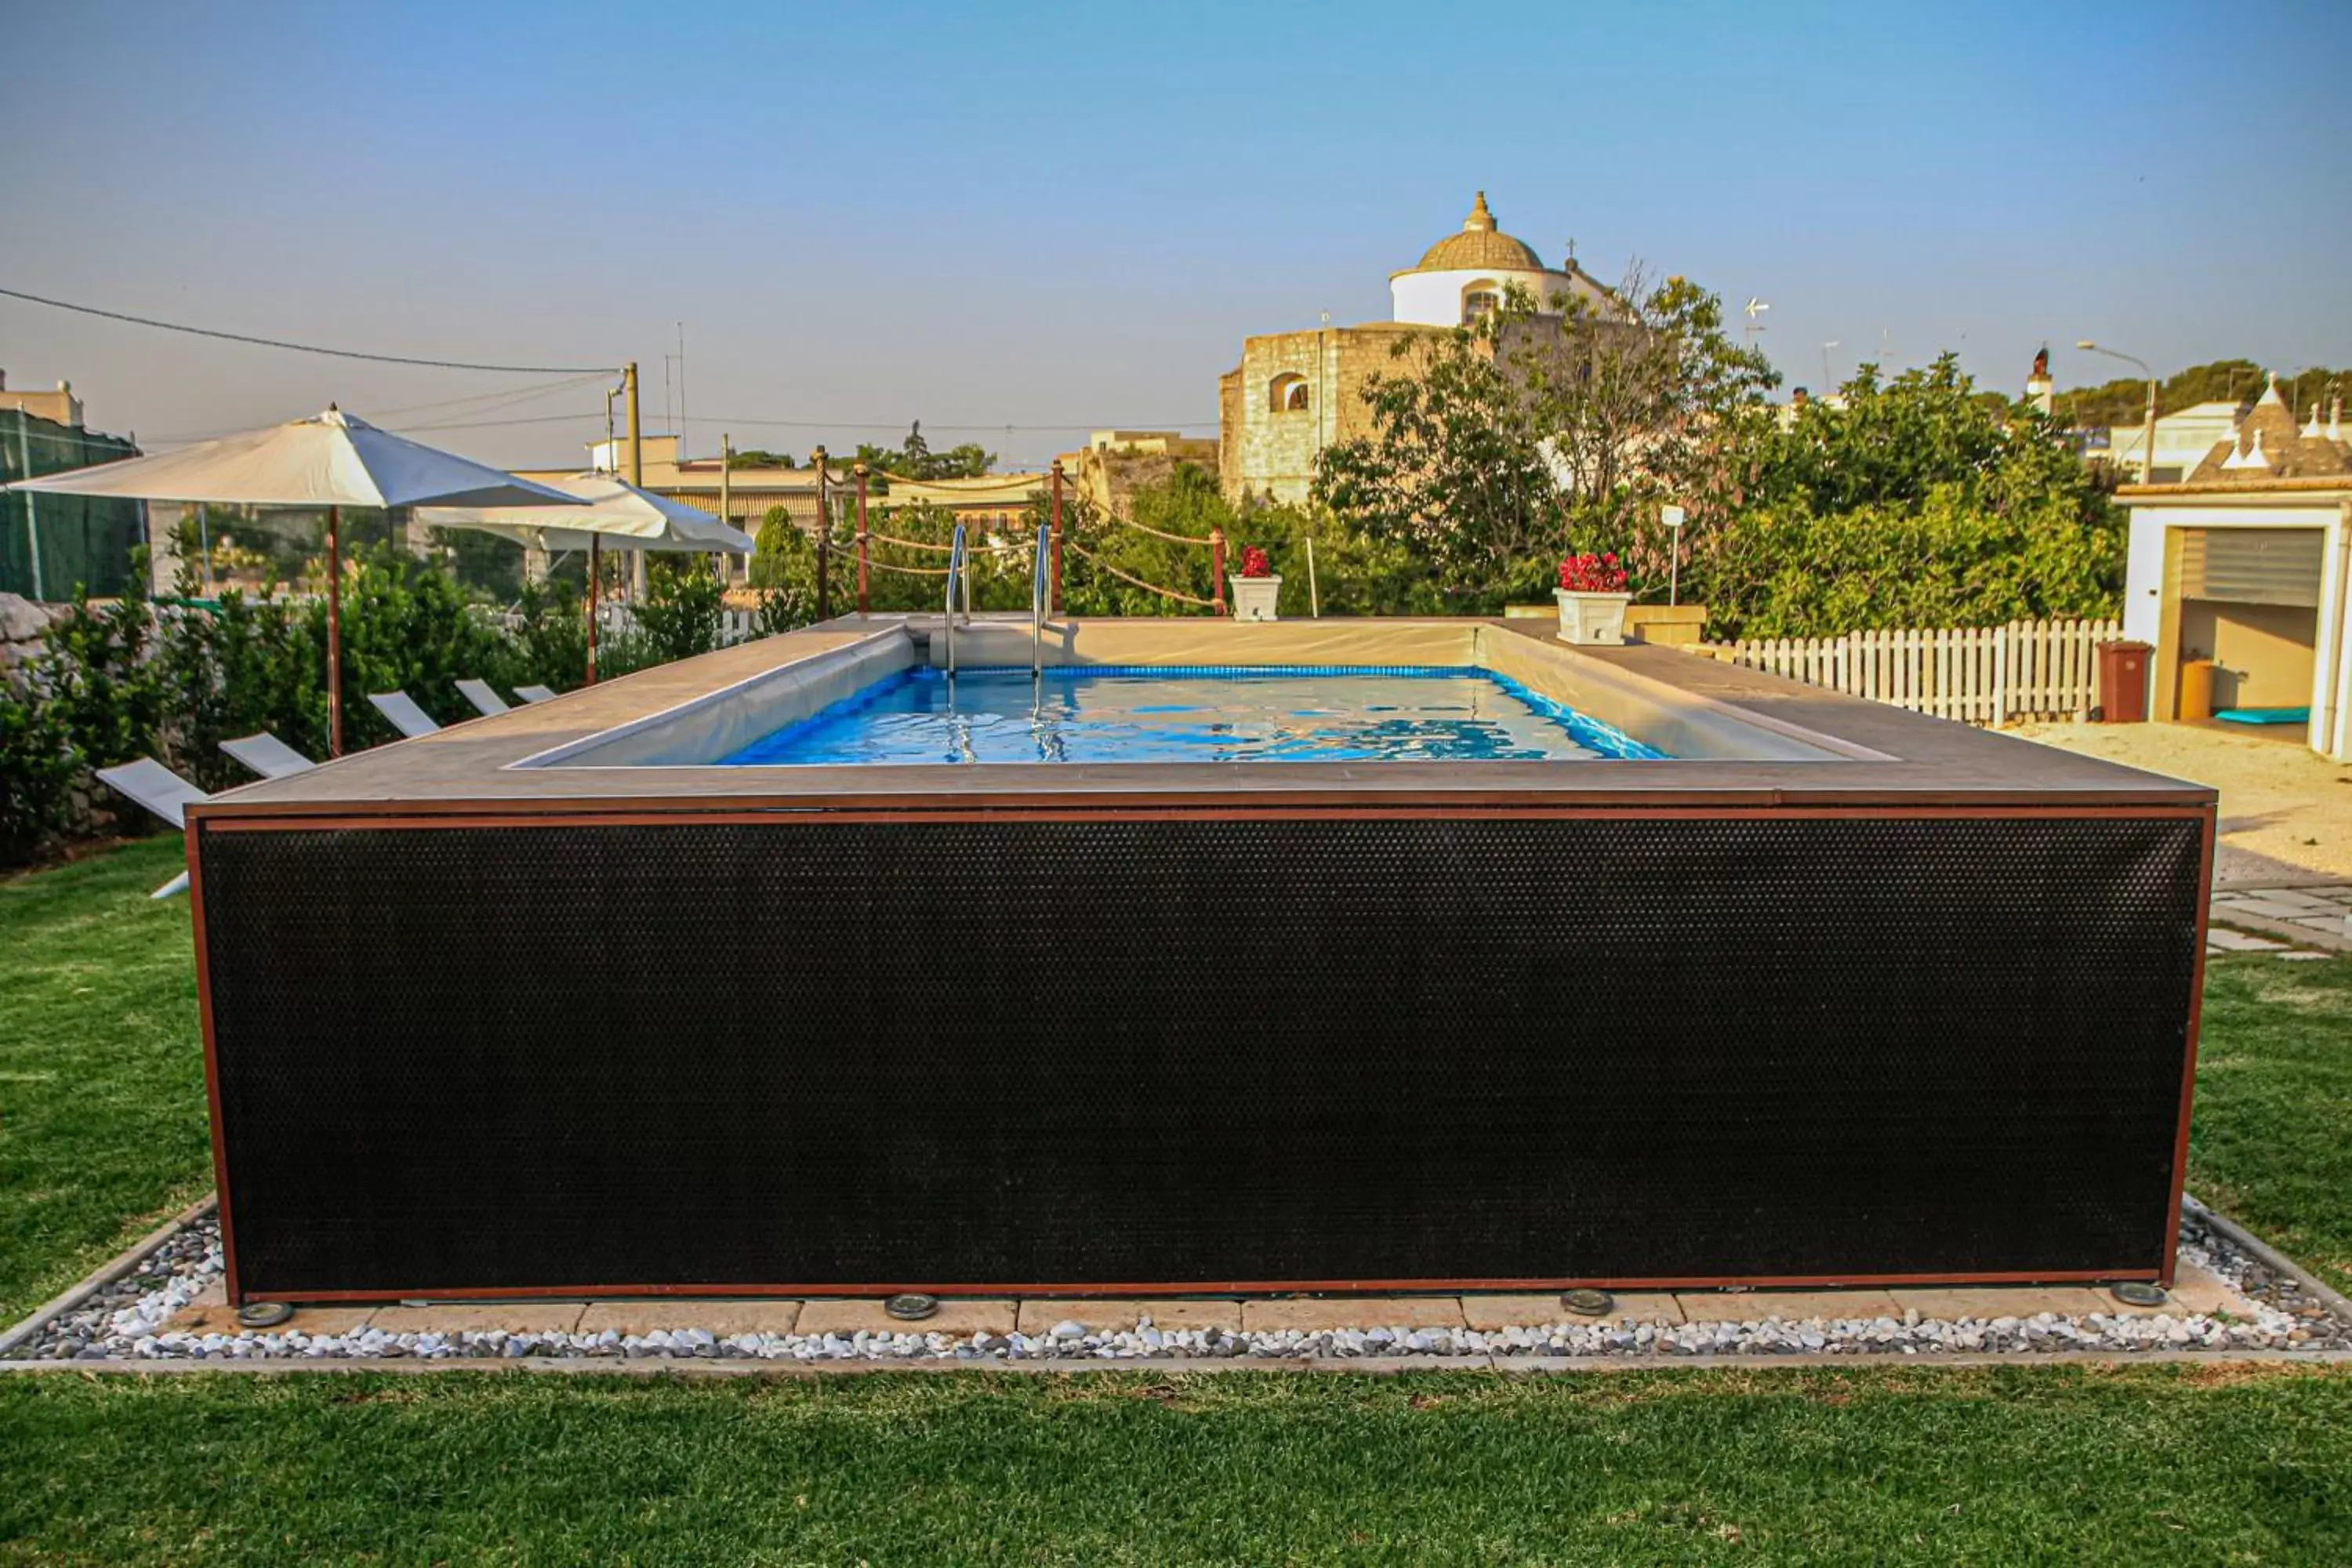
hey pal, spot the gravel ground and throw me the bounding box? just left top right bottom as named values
left=10, top=1207, right=2347, bottom=1366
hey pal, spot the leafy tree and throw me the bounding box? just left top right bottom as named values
left=2051, top=358, right=2348, bottom=430
left=1314, top=267, right=1777, bottom=601
left=632, top=558, right=726, bottom=664
left=1694, top=356, right=2124, bottom=638
left=855, top=422, right=996, bottom=484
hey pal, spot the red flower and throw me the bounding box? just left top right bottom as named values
left=1240, top=546, right=1274, bottom=579
left=1558, top=552, right=1629, bottom=593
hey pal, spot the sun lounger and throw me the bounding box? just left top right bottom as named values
left=367, top=691, right=442, bottom=739
left=93, top=757, right=209, bottom=898
left=456, top=678, right=511, bottom=717
left=514, top=684, right=558, bottom=704
left=220, top=731, right=318, bottom=780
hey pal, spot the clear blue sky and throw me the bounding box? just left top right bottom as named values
left=2, top=0, right=2345, bottom=470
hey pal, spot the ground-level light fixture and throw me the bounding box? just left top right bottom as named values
left=2109, top=1280, right=2169, bottom=1308
left=1560, top=1288, right=1616, bottom=1317
left=884, top=1293, right=940, bottom=1322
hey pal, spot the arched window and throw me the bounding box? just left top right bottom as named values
left=1461, top=281, right=1501, bottom=322
left=1269, top=372, right=1310, bottom=413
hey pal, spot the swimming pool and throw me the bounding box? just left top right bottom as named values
left=719, top=665, right=1668, bottom=765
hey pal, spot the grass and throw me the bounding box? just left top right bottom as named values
left=0, top=1365, right=2347, bottom=1563
left=2, top=840, right=2349, bottom=1563
left=2190, top=953, right=2352, bottom=1294
left=0, top=837, right=209, bottom=1323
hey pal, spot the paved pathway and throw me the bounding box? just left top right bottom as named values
left=2208, top=884, right=2352, bottom=957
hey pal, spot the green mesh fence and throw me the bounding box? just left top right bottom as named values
left=0, top=410, right=145, bottom=601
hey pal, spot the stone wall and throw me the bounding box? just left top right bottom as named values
left=0, top=591, right=56, bottom=675
left=1219, top=324, right=1439, bottom=506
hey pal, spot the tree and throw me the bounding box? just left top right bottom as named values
left=855, top=422, right=996, bottom=484
left=1693, top=356, right=2125, bottom=638
left=1313, top=267, right=1777, bottom=601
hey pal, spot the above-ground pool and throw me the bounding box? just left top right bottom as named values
left=180, top=616, right=2217, bottom=1305
left=720, top=666, right=1668, bottom=766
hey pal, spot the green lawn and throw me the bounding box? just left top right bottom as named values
left=0, top=1366, right=2344, bottom=1563
left=0, top=837, right=209, bottom=1323
left=3, top=841, right=2349, bottom=1564
left=2190, top=954, right=2352, bottom=1294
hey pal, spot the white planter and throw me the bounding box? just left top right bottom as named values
left=1555, top=589, right=1632, bottom=645
left=1230, top=575, right=1283, bottom=622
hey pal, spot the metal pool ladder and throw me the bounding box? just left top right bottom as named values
left=942, top=524, right=972, bottom=678
left=1030, top=515, right=1053, bottom=679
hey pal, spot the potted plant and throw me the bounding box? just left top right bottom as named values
left=1555, top=552, right=1632, bottom=645
left=1229, top=546, right=1282, bottom=622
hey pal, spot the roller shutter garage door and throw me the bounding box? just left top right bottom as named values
left=2177, top=527, right=2324, bottom=606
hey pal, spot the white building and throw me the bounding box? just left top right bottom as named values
left=2118, top=379, right=2352, bottom=761
left=2082, top=401, right=2251, bottom=485
left=1386, top=191, right=1610, bottom=327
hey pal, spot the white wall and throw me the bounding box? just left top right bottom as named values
left=2123, top=499, right=2350, bottom=760
left=1390, top=267, right=1589, bottom=326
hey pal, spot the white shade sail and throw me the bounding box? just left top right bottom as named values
left=2, top=407, right=575, bottom=510
left=417, top=473, right=751, bottom=554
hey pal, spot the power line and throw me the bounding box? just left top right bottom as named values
left=0, top=285, right=612, bottom=374
left=675, top=413, right=1215, bottom=433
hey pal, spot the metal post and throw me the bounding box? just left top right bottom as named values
left=812, top=447, right=830, bottom=622
left=1306, top=535, right=1319, bottom=618
left=13, top=419, right=42, bottom=602
left=2143, top=378, right=2159, bottom=486
left=586, top=536, right=601, bottom=684
left=624, top=361, right=646, bottom=600
left=855, top=462, right=870, bottom=614
left=1049, top=458, right=1065, bottom=615
left=719, top=431, right=733, bottom=581
left=325, top=504, right=343, bottom=756
left=1210, top=528, right=1227, bottom=616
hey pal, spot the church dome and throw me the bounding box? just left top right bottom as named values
left=1408, top=191, right=1544, bottom=273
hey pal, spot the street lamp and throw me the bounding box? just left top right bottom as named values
left=2078, top=340, right=2158, bottom=485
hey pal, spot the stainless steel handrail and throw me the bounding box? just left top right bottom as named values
left=1030, top=517, right=1053, bottom=678
left=945, top=524, right=967, bottom=679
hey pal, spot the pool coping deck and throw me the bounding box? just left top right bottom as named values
left=186, top=616, right=2215, bottom=814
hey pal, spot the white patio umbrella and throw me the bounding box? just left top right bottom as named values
left=417, top=473, right=751, bottom=682
left=5, top=408, right=575, bottom=754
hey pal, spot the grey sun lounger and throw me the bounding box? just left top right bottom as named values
left=367, top=691, right=442, bottom=739
left=456, top=678, right=511, bottom=717
left=220, top=731, right=318, bottom=780
left=514, top=684, right=558, bottom=704
left=93, top=757, right=209, bottom=898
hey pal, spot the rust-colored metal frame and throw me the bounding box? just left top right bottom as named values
left=187, top=795, right=2216, bottom=1306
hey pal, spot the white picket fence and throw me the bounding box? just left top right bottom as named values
left=589, top=604, right=760, bottom=645
left=1702, top=618, right=2120, bottom=724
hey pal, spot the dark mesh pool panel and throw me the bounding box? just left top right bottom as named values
left=195, top=814, right=2205, bottom=1297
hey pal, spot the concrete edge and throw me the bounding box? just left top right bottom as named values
left=0, top=1196, right=215, bottom=1359
left=2206, top=908, right=2352, bottom=953
left=2183, top=1192, right=2352, bottom=1325
left=3, top=1349, right=2350, bottom=1381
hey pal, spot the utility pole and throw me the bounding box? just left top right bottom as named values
left=623, top=360, right=646, bottom=597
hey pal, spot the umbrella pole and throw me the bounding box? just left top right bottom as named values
left=586, top=535, right=600, bottom=684
left=326, top=504, right=344, bottom=757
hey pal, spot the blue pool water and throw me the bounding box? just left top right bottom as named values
left=719, top=666, right=1668, bottom=765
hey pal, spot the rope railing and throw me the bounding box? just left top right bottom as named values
left=1063, top=535, right=1217, bottom=608
left=862, top=557, right=956, bottom=578
left=1103, top=514, right=1216, bottom=547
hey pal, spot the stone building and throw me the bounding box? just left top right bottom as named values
left=1218, top=193, right=1609, bottom=505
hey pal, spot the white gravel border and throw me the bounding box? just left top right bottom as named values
left=8, top=1200, right=2347, bottom=1370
